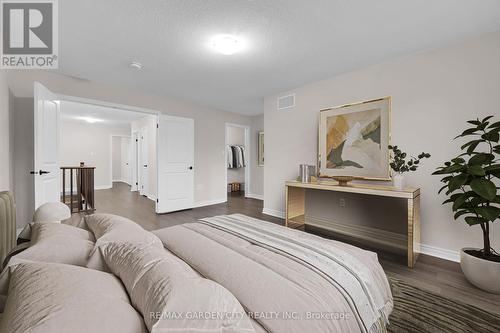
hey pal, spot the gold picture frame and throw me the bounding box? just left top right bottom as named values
left=318, top=96, right=391, bottom=181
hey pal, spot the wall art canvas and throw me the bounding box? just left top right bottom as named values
left=318, top=97, right=391, bottom=180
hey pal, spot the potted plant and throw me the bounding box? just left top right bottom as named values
left=388, top=145, right=431, bottom=189
left=433, top=116, right=500, bottom=294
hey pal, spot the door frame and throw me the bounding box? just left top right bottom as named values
left=56, top=94, right=160, bottom=197
left=109, top=134, right=131, bottom=187
left=225, top=123, right=250, bottom=201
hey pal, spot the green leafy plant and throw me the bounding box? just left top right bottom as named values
left=388, top=145, right=431, bottom=173
left=433, top=116, right=500, bottom=262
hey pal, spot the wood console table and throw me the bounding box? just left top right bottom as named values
left=285, top=180, right=421, bottom=268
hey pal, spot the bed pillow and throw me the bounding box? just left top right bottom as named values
left=101, top=242, right=255, bottom=333
left=84, top=214, right=163, bottom=271
left=0, top=262, right=147, bottom=333
left=85, top=213, right=161, bottom=245
left=8, top=222, right=95, bottom=267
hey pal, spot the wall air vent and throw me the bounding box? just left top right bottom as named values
left=277, top=94, right=295, bottom=110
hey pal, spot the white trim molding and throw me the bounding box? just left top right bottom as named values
left=420, top=244, right=460, bottom=263
left=260, top=208, right=461, bottom=263
left=306, top=215, right=407, bottom=253
left=262, top=208, right=285, bottom=219
left=194, top=198, right=227, bottom=208
left=246, top=193, right=264, bottom=201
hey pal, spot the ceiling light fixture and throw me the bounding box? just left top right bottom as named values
left=78, top=117, right=101, bottom=124
left=129, top=61, right=143, bottom=70
left=211, top=35, right=244, bottom=55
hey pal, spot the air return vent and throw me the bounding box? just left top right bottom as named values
left=277, top=94, right=295, bottom=110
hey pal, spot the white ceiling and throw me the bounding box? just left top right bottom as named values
left=60, top=100, right=148, bottom=125
left=57, top=0, right=500, bottom=115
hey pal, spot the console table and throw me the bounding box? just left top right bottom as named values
left=285, top=180, right=421, bottom=268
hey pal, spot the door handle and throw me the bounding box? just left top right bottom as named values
left=143, top=165, right=148, bottom=167
left=30, top=170, right=50, bottom=175
left=189, top=166, right=193, bottom=170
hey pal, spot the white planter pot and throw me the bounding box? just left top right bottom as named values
left=460, top=248, right=500, bottom=294
left=392, top=173, right=405, bottom=190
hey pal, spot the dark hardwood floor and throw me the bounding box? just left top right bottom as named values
left=72, top=182, right=500, bottom=314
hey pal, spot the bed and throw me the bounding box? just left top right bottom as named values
left=0, top=212, right=393, bottom=333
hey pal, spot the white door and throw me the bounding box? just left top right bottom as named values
left=140, top=127, right=149, bottom=196
left=121, top=138, right=131, bottom=184
left=34, top=82, right=60, bottom=208
left=157, top=115, right=194, bottom=213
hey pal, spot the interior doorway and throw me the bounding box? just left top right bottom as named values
left=225, top=123, right=250, bottom=201
left=110, top=135, right=132, bottom=186
left=33, top=82, right=196, bottom=216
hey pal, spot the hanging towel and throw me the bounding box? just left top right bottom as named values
left=238, top=145, right=246, bottom=167
left=227, top=145, right=234, bottom=168
left=227, top=145, right=246, bottom=169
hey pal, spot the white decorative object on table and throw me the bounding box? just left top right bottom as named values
left=393, top=173, right=405, bottom=190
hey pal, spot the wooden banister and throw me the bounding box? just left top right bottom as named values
left=61, top=166, right=96, bottom=213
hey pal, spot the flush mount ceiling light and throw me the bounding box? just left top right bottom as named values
left=129, top=61, right=143, bottom=70
left=210, top=35, right=244, bottom=55
left=78, top=117, right=101, bottom=124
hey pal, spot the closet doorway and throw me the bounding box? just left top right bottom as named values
left=225, top=123, right=250, bottom=201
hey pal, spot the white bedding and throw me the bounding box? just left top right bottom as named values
left=1, top=213, right=393, bottom=333
left=154, top=214, right=393, bottom=333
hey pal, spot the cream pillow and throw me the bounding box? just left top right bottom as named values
left=101, top=242, right=255, bottom=333
left=9, top=222, right=95, bottom=267
left=0, top=262, right=147, bottom=333
left=84, top=214, right=163, bottom=271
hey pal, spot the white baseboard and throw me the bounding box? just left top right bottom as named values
left=112, top=179, right=130, bottom=185
left=96, top=185, right=112, bottom=190
left=420, top=244, right=460, bottom=262
left=262, top=208, right=286, bottom=219
left=306, top=215, right=407, bottom=253
left=146, top=194, right=156, bottom=201
left=259, top=208, right=461, bottom=263
left=63, top=185, right=111, bottom=194
left=194, top=198, right=227, bottom=208
left=246, top=193, right=264, bottom=200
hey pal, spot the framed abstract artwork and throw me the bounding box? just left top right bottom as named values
left=318, top=97, right=391, bottom=180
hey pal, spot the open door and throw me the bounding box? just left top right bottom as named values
left=34, top=82, right=60, bottom=209
left=157, top=115, right=194, bottom=213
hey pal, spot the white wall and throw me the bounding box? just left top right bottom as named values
left=0, top=71, right=10, bottom=191
left=264, top=31, right=500, bottom=261
left=227, top=125, right=246, bottom=185
left=131, top=115, right=157, bottom=199
left=111, top=136, right=122, bottom=181
left=6, top=71, right=257, bottom=207
left=59, top=119, right=130, bottom=189
left=249, top=115, right=264, bottom=199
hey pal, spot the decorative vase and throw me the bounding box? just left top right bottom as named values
left=393, top=173, right=405, bottom=190
left=460, top=248, right=500, bottom=294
